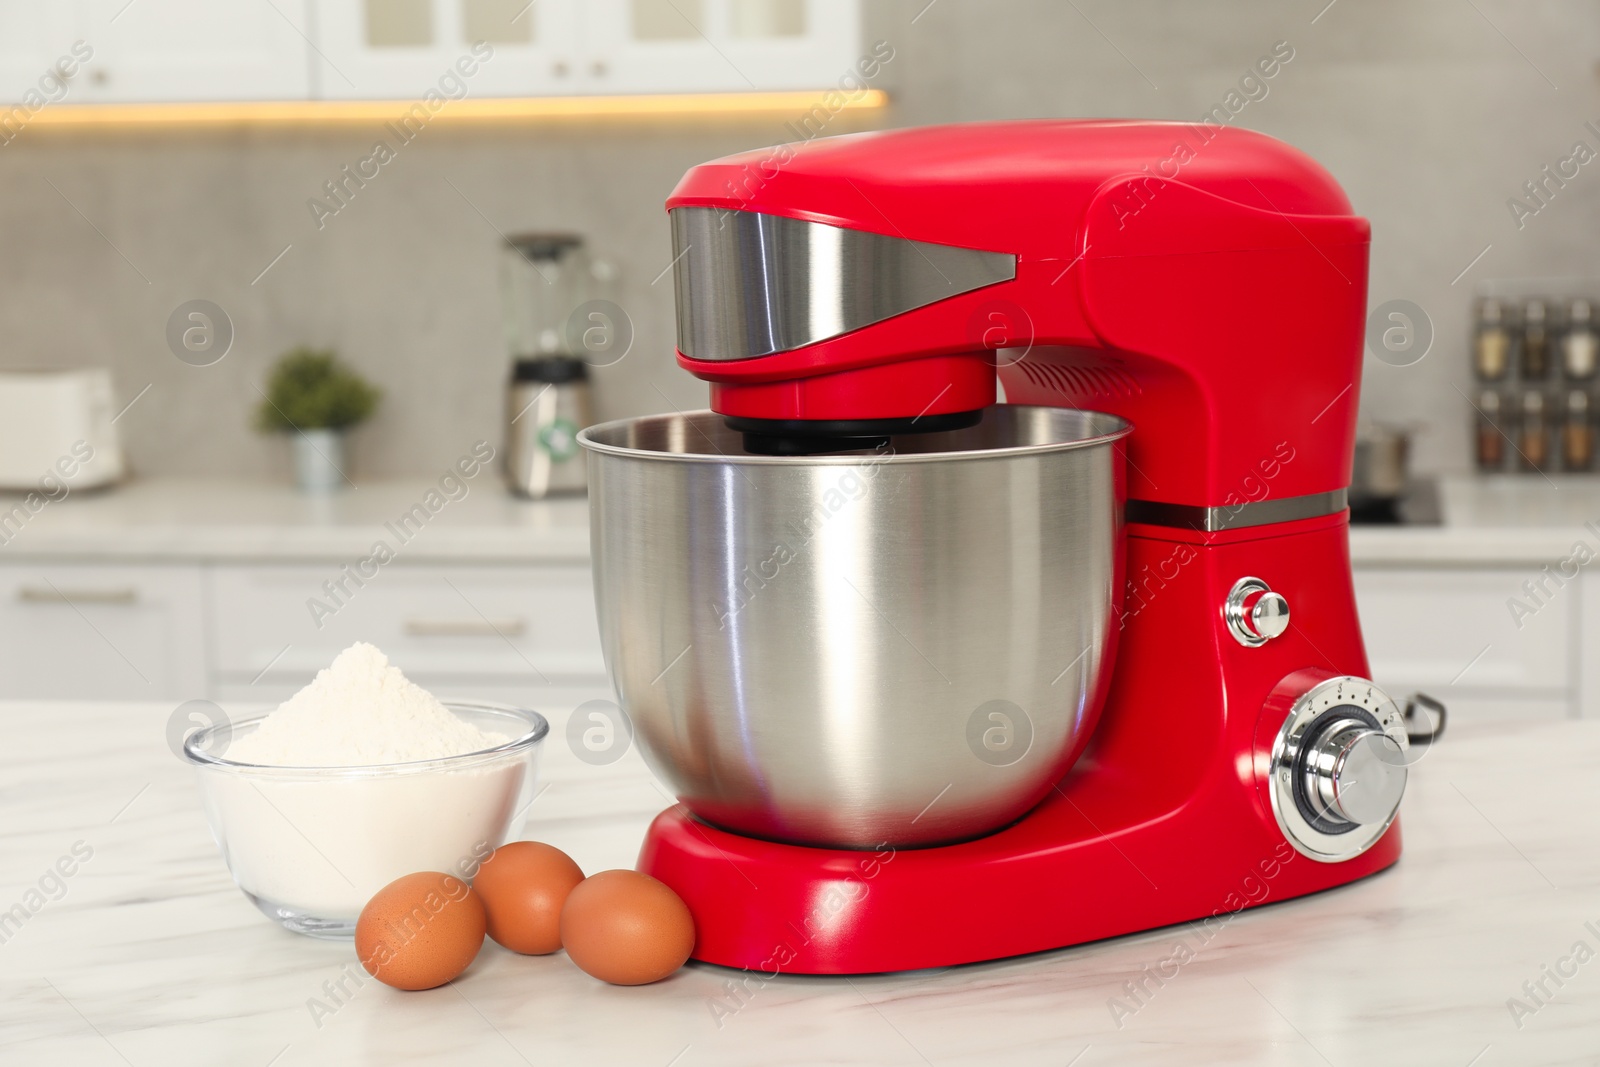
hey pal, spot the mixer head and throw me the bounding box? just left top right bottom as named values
left=666, top=119, right=1371, bottom=519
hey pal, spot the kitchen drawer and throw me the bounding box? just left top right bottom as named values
left=0, top=563, right=207, bottom=699
left=1426, top=694, right=1571, bottom=724
left=210, top=564, right=606, bottom=684
left=1353, top=566, right=1573, bottom=707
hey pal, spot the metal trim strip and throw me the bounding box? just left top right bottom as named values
left=1125, top=489, right=1349, bottom=532
left=670, top=207, right=1017, bottom=361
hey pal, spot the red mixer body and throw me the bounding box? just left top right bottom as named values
left=639, top=120, right=1399, bottom=973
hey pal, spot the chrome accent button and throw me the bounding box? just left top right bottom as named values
left=1225, top=576, right=1290, bottom=647
left=1266, top=675, right=1409, bottom=862
left=1251, top=591, right=1291, bottom=640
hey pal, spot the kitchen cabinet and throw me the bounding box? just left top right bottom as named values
left=310, top=0, right=577, bottom=99
left=0, top=0, right=864, bottom=105
left=208, top=562, right=608, bottom=698
left=1353, top=565, right=1576, bottom=722
left=7, top=470, right=1586, bottom=727
left=0, top=1, right=310, bottom=105
left=311, top=0, right=864, bottom=99
left=1575, top=575, right=1600, bottom=720
left=48, top=0, right=315, bottom=104
left=0, top=563, right=207, bottom=700
left=0, top=7, right=77, bottom=105
left=0, top=552, right=1585, bottom=723
left=585, top=0, right=864, bottom=94
left=0, top=558, right=610, bottom=711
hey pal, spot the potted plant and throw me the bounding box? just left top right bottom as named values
left=255, top=347, right=380, bottom=492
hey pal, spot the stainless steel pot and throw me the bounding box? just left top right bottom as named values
left=1350, top=423, right=1412, bottom=505
left=579, top=405, right=1130, bottom=848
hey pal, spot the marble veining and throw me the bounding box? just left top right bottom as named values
left=2, top=702, right=1599, bottom=1065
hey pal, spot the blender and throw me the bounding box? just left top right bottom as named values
left=500, top=233, right=601, bottom=497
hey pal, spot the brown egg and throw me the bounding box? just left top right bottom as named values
left=355, top=871, right=487, bottom=990
left=560, top=869, right=695, bottom=985
left=473, top=841, right=586, bottom=955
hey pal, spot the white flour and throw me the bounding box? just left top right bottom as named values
left=200, top=642, right=534, bottom=924
left=229, top=642, right=507, bottom=766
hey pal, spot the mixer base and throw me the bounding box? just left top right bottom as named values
left=636, top=512, right=1400, bottom=973
left=637, top=774, right=1400, bottom=975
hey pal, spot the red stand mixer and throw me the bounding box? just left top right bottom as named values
left=579, top=120, right=1415, bottom=974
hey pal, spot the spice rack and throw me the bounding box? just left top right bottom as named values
left=1471, top=291, right=1600, bottom=473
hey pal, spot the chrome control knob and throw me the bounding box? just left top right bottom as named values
left=1303, top=718, right=1408, bottom=827
left=1225, top=576, right=1290, bottom=647
left=1265, top=675, right=1409, bottom=861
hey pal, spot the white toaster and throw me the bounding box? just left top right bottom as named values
left=0, top=369, right=126, bottom=490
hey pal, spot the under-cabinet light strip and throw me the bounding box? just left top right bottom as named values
left=8, top=90, right=889, bottom=128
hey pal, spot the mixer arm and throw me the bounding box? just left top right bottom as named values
left=1069, top=175, right=1370, bottom=510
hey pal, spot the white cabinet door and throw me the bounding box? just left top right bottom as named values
left=209, top=563, right=608, bottom=691
left=0, top=7, right=81, bottom=107
left=310, top=0, right=578, bottom=99
left=312, top=0, right=863, bottom=99
left=1353, top=566, right=1575, bottom=722
left=1573, top=573, right=1600, bottom=719
left=0, top=564, right=207, bottom=700
left=585, top=0, right=863, bottom=94
left=72, top=0, right=313, bottom=102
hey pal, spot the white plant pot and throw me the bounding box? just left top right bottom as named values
left=291, top=429, right=346, bottom=493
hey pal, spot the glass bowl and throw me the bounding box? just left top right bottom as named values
left=183, top=701, right=548, bottom=938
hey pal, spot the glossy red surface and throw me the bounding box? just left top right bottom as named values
left=672, top=120, right=1370, bottom=509
left=709, top=353, right=994, bottom=422
left=639, top=520, right=1399, bottom=974
left=666, top=119, right=1354, bottom=241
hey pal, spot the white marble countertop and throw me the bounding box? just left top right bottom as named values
left=3, top=700, right=1597, bottom=1065
left=0, top=477, right=591, bottom=564
left=4, top=473, right=1600, bottom=568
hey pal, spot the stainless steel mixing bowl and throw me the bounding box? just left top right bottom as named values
left=579, top=404, right=1130, bottom=848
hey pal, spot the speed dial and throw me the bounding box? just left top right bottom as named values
left=1264, top=674, right=1409, bottom=862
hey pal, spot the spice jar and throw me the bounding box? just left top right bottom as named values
left=1564, top=298, right=1599, bottom=380
left=1473, top=297, right=1512, bottom=381
left=1520, top=390, right=1550, bottom=472
left=1475, top=389, right=1505, bottom=472
left=1522, top=298, right=1551, bottom=380
left=1564, top=389, right=1595, bottom=471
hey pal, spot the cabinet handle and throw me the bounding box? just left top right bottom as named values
left=16, top=586, right=139, bottom=605
left=403, top=617, right=526, bottom=637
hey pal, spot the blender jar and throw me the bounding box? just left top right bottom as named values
left=500, top=233, right=591, bottom=359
